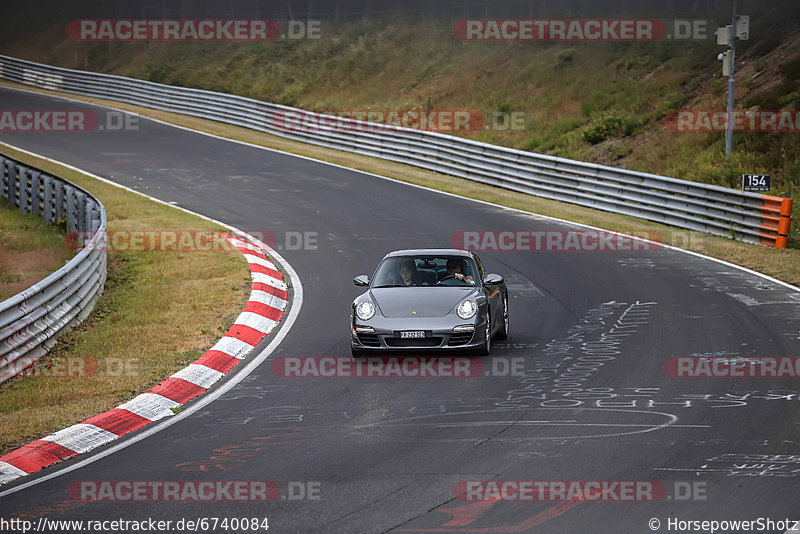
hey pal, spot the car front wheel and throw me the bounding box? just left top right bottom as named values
left=495, top=294, right=509, bottom=340
left=477, top=316, right=491, bottom=356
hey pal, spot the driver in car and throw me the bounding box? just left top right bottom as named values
left=442, top=259, right=475, bottom=284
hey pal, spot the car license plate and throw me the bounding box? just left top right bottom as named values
left=400, top=330, right=425, bottom=339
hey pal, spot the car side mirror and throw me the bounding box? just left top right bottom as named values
left=483, top=273, right=503, bottom=285
left=353, top=275, right=370, bottom=286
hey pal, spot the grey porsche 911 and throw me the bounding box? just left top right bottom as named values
left=350, top=249, right=509, bottom=357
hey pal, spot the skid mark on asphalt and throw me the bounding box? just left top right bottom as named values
left=396, top=495, right=584, bottom=532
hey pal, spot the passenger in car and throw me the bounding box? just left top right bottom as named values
left=398, top=260, right=422, bottom=286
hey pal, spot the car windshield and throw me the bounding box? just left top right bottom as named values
left=372, top=255, right=477, bottom=287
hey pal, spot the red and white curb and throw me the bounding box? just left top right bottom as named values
left=0, top=233, right=288, bottom=486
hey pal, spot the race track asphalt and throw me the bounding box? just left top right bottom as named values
left=1, top=87, right=799, bottom=533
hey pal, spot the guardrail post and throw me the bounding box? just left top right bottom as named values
left=90, top=207, right=100, bottom=233
left=18, top=165, right=29, bottom=214
left=82, top=202, right=94, bottom=247
left=0, top=156, right=6, bottom=203
left=54, top=181, right=65, bottom=223
left=30, top=171, right=41, bottom=214
left=65, top=186, right=77, bottom=232
left=77, top=192, right=87, bottom=234
left=43, top=175, right=54, bottom=223
left=7, top=160, right=18, bottom=207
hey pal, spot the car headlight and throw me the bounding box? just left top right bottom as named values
left=457, top=299, right=478, bottom=320
left=356, top=301, right=376, bottom=321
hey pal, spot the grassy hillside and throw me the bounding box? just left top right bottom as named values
left=1, top=5, right=799, bottom=244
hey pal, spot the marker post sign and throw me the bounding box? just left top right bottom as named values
left=742, top=174, right=770, bottom=192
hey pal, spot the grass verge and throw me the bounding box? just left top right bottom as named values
left=0, top=203, right=73, bottom=301
left=0, top=142, right=250, bottom=455
left=2, top=80, right=798, bottom=287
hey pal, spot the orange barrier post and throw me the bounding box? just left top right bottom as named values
left=762, top=195, right=793, bottom=248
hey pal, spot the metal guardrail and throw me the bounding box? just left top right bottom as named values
left=0, top=54, right=792, bottom=247
left=0, top=153, right=106, bottom=384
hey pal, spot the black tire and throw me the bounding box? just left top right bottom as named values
left=495, top=294, right=509, bottom=340
left=351, top=346, right=368, bottom=358
left=477, top=316, right=491, bottom=356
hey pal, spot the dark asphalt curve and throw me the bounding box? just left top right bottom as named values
left=1, top=86, right=800, bottom=534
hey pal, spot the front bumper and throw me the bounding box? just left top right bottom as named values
left=351, top=315, right=487, bottom=351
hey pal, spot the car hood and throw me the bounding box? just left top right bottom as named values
left=370, top=287, right=477, bottom=318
